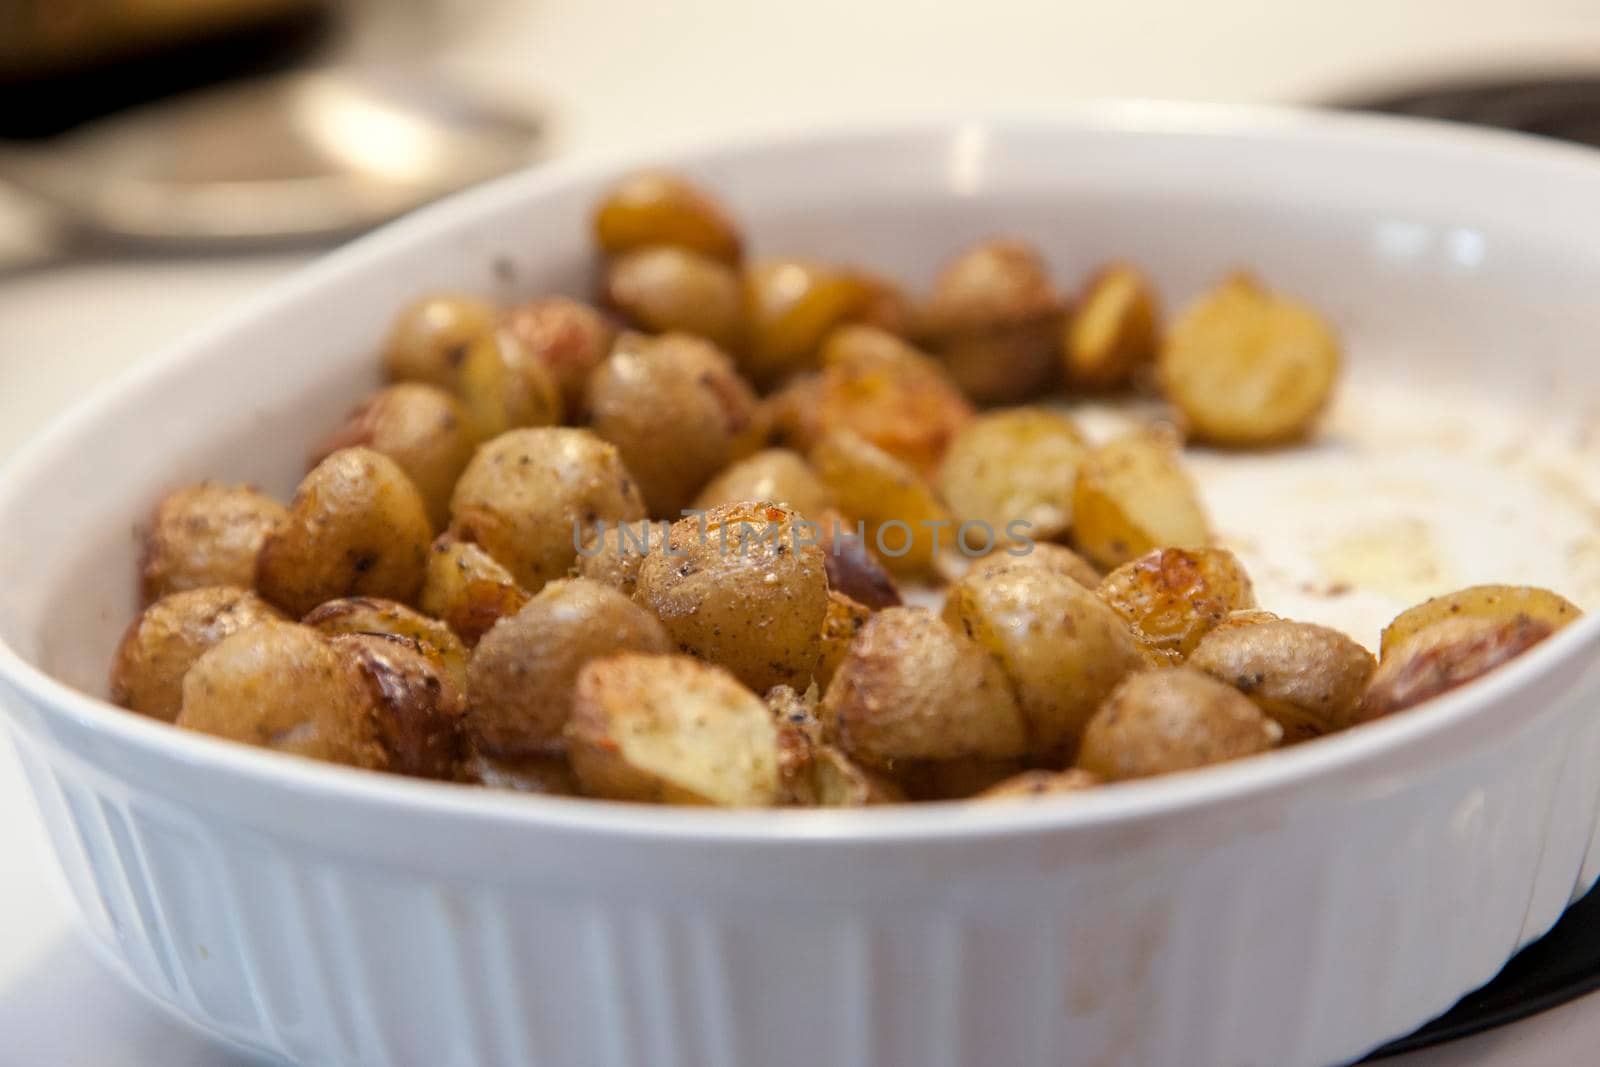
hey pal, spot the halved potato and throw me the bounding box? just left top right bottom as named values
left=1096, top=547, right=1256, bottom=659
left=976, top=768, right=1101, bottom=800
left=301, top=596, right=469, bottom=692
left=1361, top=614, right=1557, bottom=722
left=419, top=533, right=530, bottom=646
left=810, top=429, right=952, bottom=576
left=1077, top=667, right=1282, bottom=781
left=816, top=590, right=872, bottom=690
left=1378, top=584, right=1581, bottom=659
left=1063, top=263, right=1160, bottom=390
left=937, top=407, right=1087, bottom=544
left=1070, top=428, right=1210, bottom=569
left=110, top=587, right=284, bottom=721
left=140, top=482, right=289, bottom=604
left=329, top=633, right=466, bottom=780
left=1188, top=619, right=1375, bottom=741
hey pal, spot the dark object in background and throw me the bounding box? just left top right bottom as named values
left=1345, top=75, right=1600, bottom=149
left=0, top=0, right=333, bottom=138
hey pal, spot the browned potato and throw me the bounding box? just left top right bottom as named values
left=567, top=654, right=780, bottom=805
left=448, top=427, right=646, bottom=593
left=1063, top=263, right=1160, bottom=390
left=843, top=270, right=915, bottom=337
left=816, top=510, right=902, bottom=609
left=313, top=383, right=478, bottom=531
left=1360, top=614, right=1557, bottom=722
left=603, top=247, right=744, bottom=353
left=176, top=621, right=386, bottom=768
left=329, top=633, right=465, bottom=779
left=634, top=502, right=828, bottom=692
left=937, top=408, right=1087, bottom=544
left=1379, top=584, right=1581, bottom=659
left=1096, top=547, right=1257, bottom=659
left=110, top=587, right=284, bottom=720
left=976, top=768, right=1101, bottom=800
left=920, top=239, right=1062, bottom=404
left=893, top=757, right=1029, bottom=800
left=301, top=596, right=469, bottom=692
left=810, top=429, right=952, bottom=576
left=459, top=750, right=580, bottom=795
left=593, top=170, right=742, bottom=264
left=943, top=565, right=1143, bottom=756
left=693, top=448, right=838, bottom=519
left=467, top=578, right=670, bottom=758
left=1077, top=667, right=1283, bottom=780
left=588, top=332, right=761, bottom=516
left=1071, top=428, right=1211, bottom=569
left=965, top=542, right=1101, bottom=589
left=1159, top=274, right=1341, bottom=446
left=1188, top=620, right=1376, bottom=741
left=382, top=293, right=497, bottom=388
left=499, top=296, right=616, bottom=415
left=456, top=328, right=564, bottom=438
left=819, top=606, right=1028, bottom=768
left=816, top=590, right=872, bottom=690
left=767, top=686, right=904, bottom=806
left=419, top=533, right=530, bottom=646
left=256, top=448, right=433, bottom=617
left=140, top=483, right=288, bottom=603
left=742, top=257, right=869, bottom=387
left=574, top=520, right=662, bottom=598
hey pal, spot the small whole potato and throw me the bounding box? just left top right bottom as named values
left=419, top=533, right=531, bottom=646
left=693, top=448, right=838, bottom=519
left=1078, top=667, right=1283, bottom=781
left=257, top=447, right=434, bottom=617
left=816, top=510, right=902, bottom=609
left=448, top=427, right=646, bottom=592
left=943, top=565, right=1144, bottom=756
left=575, top=519, right=663, bottom=598
left=1188, top=619, right=1376, bottom=741
left=1063, top=263, right=1160, bottom=390
left=110, top=586, right=284, bottom=720
left=588, top=332, right=762, bottom=516
left=634, top=501, right=829, bottom=692
left=742, top=257, right=870, bottom=387
left=302, top=595, right=469, bottom=692
left=976, top=768, right=1101, bottom=801
left=1096, top=547, right=1257, bottom=659
left=499, top=296, right=616, bottom=414
left=1071, top=428, right=1211, bottom=569
left=810, top=429, right=952, bottom=576
left=568, top=653, right=780, bottom=806
left=816, top=590, right=872, bottom=690
left=920, top=239, right=1062, bottom=404
left=937, top=407, right=1087, bottom=544
left=965, top=542, right=1101, bottom=590
left=593, top=170, right=742, bottom=264
left=603, top=246, right=744, bottom=353
left=140, top=483, right=289, bottom=603
left=1379, top=584, right=1581, bottom=659
left=330, top=633, right=466, bottom=779
left=467, top=578, right=670, bottom=757
left=1360, top=614, right=1556, bottom=722
left=819, top=606, right=1029, bottom=768
left=313, top=383, right=478, bottom=531
left=456, top=328, right=564, bottom=438
left=176, top=621, right=387, bottom=768
left=382, top=292, right=498, bottom=388
left=1159, top=273, right=1341, bottom=446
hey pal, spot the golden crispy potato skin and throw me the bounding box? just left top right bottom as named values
left=604, top=247, right=744, bottom=353
left=419, top=534, right=530, bottom=646
left=467, top=578, right=670, bottom=757
left=176, top=621, right=387, bottom=768
left=965, top=542, right=1101, bottom=589
left=592, top=170, right=743, bottom=264
left=575, top=520, right=662, bottom=599
left=816, top=590, right=872, bottom=691
left=741, top=258, right=870, bottom=388
left=943, top=566, right=1143, bottom=756
left=1063, top=264, right=1160, bottom=390
left=140, top=483, right=288, bottom=603
left=456, top=329, right=565, bottom=439
left=1078, top=668, right=1282, bottom=781
left=1188, top=620, right=1375, bottom=741
left=301, top=596, right=468, bottom=690
left=1096, top=547, right=1257, bottom=660
left=588, top=332, right=761, bottom=517
left=110, top=587, right=284, bottom=721
left=256, top=447, right=433, bottom=617
left=1071, top=429, right=1211, bottom=569
left=693, top=448, right=838, bottom=520
left=567, top=654, right=780, bottom=806
left=448, top=427, right=646, bottom=593
left=329, top=633, right=466, bottom=779
left=767, top=686, right=905, bottom=806
left=937, top=407, right=1087, bottom=544
left=1360, top=614, right=1555, bottom=722
left=820, top=606, right=1028, bottom=768
left=382, top=293, right=497, bottom=388
left=1378, top=584, right=1581, bottom=659
left=810, top=429, right=952, bottom=576
left=976, top=768, right=1101, bottom=800
left=633, top=502, right=829, bottom=693
left=499, top=296, right=616, bottom=415
left=313, top=383, right=478, bottom=532
left=1159, top=274, right=1341, bottom=446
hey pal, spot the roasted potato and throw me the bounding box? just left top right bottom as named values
left=588, top=332, right=762, bottom=516
left=768, top=686, right=903, bottom=806
left=742, top=257, right=869, bottom=387
left=1077, top=667, right=1283, bottom=780
left=313, top=383, right=478, bottom=531
left=302, top=596, right=469, bottom=692
left=603, top=246, right=744, bottom=353
left=1188, top=619, right=1375, bottom=741
left=943, top=564, right=1143, bottom=756
left=459, top=749, right=580, bottom=794
left=1361, top=614, right=1557, bottom=722
left=808, top=745, right=906, bottom=805
left=1159, top=273, right=1341, bottom=446
left=964, top=542, right=1101, bottom=589
left=256, top=447, right=433, bottom=617
left=467, top=578, right=670, bottom=757
left=456, top=328, right=564, bottom=438
left=419, top=533, right=530, bottom=646
left=693, top=448, right=838, bottom=519
left=1071, top=428, right=1211, bottom=569
left=816, top=590, right=872, bottom=690
left=382, top=292, right=497, bottom=388
left=936, top=407, right=1087, bottom=544
left=1378, top=584, right=1581, bottom=659
left=816, top=510, right=902, bottom=609
left=810, top=429, right=952, bottom=576
left=893, top=757, right=1029, bottom=800
left=1096, top=547, right=1257, bottom=659
left=574, top=519, right=662, bottom=598
left=329, top=632, right=465, bottom=779
left=448, top=427, right=646, bottom=592
left=819, top=606, right=1029, bottom=768
left=976, top=768, right=1101, bottom=800
left=633, top=501, right=829, bottom=692
left=499, top=296, right=616, bottom=415
left=140, top=483, right=288, bottom=603
left=842, top=270, right=915, bottom=337
left=1063, top=263, right=1160, bottom=390
left=110, top=587, right=284, bottom=720
left=567, top=654, right=780, bottom=805
left=593, top=170, right=742, bottom=264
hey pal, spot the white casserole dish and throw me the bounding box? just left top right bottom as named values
left=2, top=105, right=1600, bottom=1067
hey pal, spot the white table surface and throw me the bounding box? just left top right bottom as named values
left=4, top=1, right=1600, bottom=1062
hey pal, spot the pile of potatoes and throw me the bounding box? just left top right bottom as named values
left=107, top=170, right=1584, bottom=806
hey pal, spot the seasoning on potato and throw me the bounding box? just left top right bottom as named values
left=1187, top=619, right=1375, bottom=741
left=693, top=448, right=838, bottom=520
left=1378, top=584, right=1581, bottom=659
left=1077, top=667, right=1283, bottom=781
left=1071, top=428, right=1211, bottom=570
left=964, top=542, right=1100, bottom=590
left=1064, top=263, right=1160, bottom=390
left=1360, top=614, right=1556, bottom=722
left=604, top=246, right=744, bottom=353
left=420, top=533, right=531, bottom=646
left=499, top=296, right=616, bottom=415
left=1096, top=547, right=1257, bottom=660
left=382, top=292, right=498, bottom=388
left=575, top=520, right=662, bottom=598
left=593, top=170, right=743, bottom=264
left=140, top=483, right=289, bottom=603
left=937, top=407, right=1087, bottom=545
left=110, top=587, right=284, bottom=721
